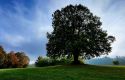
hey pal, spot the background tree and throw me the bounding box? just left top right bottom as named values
left=15, top=52, right=30, bottom=68
left=46, top=4, right=115, bottom=64
left=0, top=45, right=29, bottom=68
left=7, top=51, right=18, bottom=68
left=113, top=60, right=119, bottom=65
left=0, top=45, right=6, bottom=68
left=7, top=51, right=29, bottom=68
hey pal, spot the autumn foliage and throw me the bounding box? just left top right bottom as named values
left=0, top=46, right=6, bottom=68
left=0, top=45, right=30, bottom=68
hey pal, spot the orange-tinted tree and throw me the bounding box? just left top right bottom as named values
left=7, top=51, right=19, bottom=68
left=0, top=46, right=6, bottom=68
left=15, top=52, right=30, bottom=68
left=0, top=45, right=30, bottom=68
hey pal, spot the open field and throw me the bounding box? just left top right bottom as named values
left=0, top=65, right=125, bottom=80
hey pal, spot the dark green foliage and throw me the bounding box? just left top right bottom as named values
left=46, top=4, right=115, bottom=64
left=35, top=56, right=71, bottom=67
left=113, top=56, right=120, bottom=65
left=113, top=60, right=119, bottom=65
left=35, top=56, right=53, bottom=67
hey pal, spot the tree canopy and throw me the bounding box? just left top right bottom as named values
left=46, top=4, right=115, bottom=64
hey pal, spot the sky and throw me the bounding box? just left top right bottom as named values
left=0, top=0, right=125, bottom=64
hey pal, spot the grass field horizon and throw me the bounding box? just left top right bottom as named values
left=0, top=64, right=125, bottom=80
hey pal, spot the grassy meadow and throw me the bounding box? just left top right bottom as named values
left=0, top=65, right=125, bottom=80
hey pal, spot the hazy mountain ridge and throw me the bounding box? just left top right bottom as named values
left=86, top=56, right=125, bottom=65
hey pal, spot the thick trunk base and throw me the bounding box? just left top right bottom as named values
left=72, top=54, right=81, bottom=64
left=72, top=49, right=84, bottom=65
left=72, top=60, right=81, bottom=64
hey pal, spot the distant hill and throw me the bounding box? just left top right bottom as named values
left=86, top=56, right=125, bottom=65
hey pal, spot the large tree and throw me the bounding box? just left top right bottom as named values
left=46, top=4, right=115, bottom=64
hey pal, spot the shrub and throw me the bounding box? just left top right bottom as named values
left=55, top=57, right=72, bottom=65
left=35, top=56, right=53, bottom=67
left=35, top=56, right=72, bottom=67
left=113, top=60, right=119, bottom=65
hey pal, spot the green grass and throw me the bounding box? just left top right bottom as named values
left=0, top=65, right=125, bottom=80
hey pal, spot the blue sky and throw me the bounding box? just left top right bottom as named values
left=0, top=0, right=125, bottom=63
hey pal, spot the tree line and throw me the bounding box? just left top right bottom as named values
left=0, top=45, right=29, bottom=68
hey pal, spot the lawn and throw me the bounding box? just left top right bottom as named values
left=0, top=65, right=125, bottom=80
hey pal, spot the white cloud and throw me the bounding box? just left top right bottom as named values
left=3, top=34, right=30, bottom=47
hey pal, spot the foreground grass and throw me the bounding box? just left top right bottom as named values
left=0, top=65, right=125, bottom=80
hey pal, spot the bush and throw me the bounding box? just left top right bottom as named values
left=35, top=56, right=72, bottom=67
left=113, top=60, right=119, bottom=65
left=35, top=56, right=53, bottom=67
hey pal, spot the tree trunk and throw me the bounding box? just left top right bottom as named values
left=73, top=54, right=79, bottom=64
left=73, top=49, right=80, bottom=64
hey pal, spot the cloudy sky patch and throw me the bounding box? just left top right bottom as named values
left=0, top=0, right=125, bottom=63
